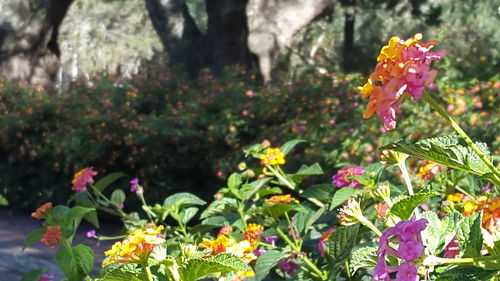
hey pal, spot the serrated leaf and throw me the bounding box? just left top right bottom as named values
left=330, top=188, right=364, bottom=210
left=457, top=212, right=483, bottom=258
left=294, top=206, right=326, bottom=235
left=301, top=184, right=336, bottom=203
left=228, top=173, right=243, bottom=190
left=264, top=202, right=304, bottom=219
left=254, top=250, right=285, bottom=281
left=436, top=212, right=463, bottom=254
left=257, top=187, right=282, bottom=198
left=179, top=253, right=250, bottom=281
left=102, top=265, right=143, bottom=281
left=240, top=178, right=272, bottom=200
left=388, top=192, right=438, bottom=220
left=383, top=135, right=492, bottom=177
left=350, top=246, right=378, bottom=274
left=20, top=269, right=48, bottom=281
left=94, top=172, right=127, bottom=192
left=280, top=139, right=306, bottom=155
left=23, top=228, right=45, bottom=251
left=56, top=244, right=94, bottom=281
left=181, top=207, right=199, bottom=224
left=325, top=225, right=359, bottom=267
left=201, top=215, right=230, bottom=226
left=163, top=192, right=206, bottom=209
left=110, top=189, right=126, bottom=207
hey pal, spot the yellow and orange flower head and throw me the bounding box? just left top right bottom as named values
left=358, top=33, right=446, bottom=131
left=417, top=161, right=440, bottom=180
left=102, top=225, right=165, bottom=266
left=260, top=147, right=285, bottom=165
left=447, top=193, right=465, bottom=203
left=41, top=226, right=62, bottom=247
left=199, top=234, right=235, bottom=255
left=265, top=194, right=299, bottom=204
left=242, top=223, right=264, bottom=250
left=31, top=202, right=53, bottom=219
left=482, top=197, right=500, bottom=233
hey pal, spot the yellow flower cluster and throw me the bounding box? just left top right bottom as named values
left=265, top=194, right=299, bottom=204
left=103, top=225, right=165, bottom=266
left=260, top=148, right=285, bottom=165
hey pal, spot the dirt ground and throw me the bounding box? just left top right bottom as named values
left=0, top=210, right=120, bottom=281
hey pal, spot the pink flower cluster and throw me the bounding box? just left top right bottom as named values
left=358, top=33, right=446, bottom=130
left=374, top=218, right=428, bottom=281
left=332, top=166, right=364, bottom=188
left=71, top=167, right=97, bottom=193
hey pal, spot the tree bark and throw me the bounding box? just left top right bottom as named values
left=246, top=0, right=333, bottom=83
left=341, top=0, right=356, bottom=72
left=0, top=0, right=74, bottom=87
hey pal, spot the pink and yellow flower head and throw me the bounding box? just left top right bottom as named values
left=71, top=167, right=97, bottom=193
left=242, top=223, right=264, bottom=250
left=332, top=166, right=365, bottom=188
left=260, top=147, right=285, bottom=165
left=417, top=161, right=440, bottom=180
left=265, top=194, right=299, bottom=204
left=41, top=226, right=62, bottom=247
left=31, top=202, right=53, bottom=219
left=102, top=225, right=165, bottom=266
left=358, top=33, right=446, bottom=131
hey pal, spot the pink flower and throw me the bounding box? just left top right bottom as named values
left=398, top=240, right=424, bottom=261
left=130, top=177, right=140, bottom=193
left=263, top=235, right=278, bottom=246
left=395, top=263, right=419, bottom=281
left=278, top=260, right=299, bottom=275
left=71, top=167, right=97, bottom=193
left=318, top=228, right=336, bottom=256
left=358, top=33, right=446, bottom=131
left=332, top=166, right=364, bottom=188
left=86, top=229, right=98, bottom=239
left=443, top=237, right=460, bottom=258
left=38, top=274, right=54, bottom=281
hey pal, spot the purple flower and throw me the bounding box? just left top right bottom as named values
left=38, top=274, right=54, bottom=281
left=373, top=256, right=390, bottom=281
left=253, top=248, right=266, bottom=256
left=278, top=260, right=300, bottom=275
left=130, top=177, right=140, bottom=193
left=397, top=240, right=424, bottom=261
left=332, top=166, right=364, bottom=188
left=263, top=235, right=278, bottom=246
left=86, top=229, right=97, bottom=239
left=395, top=263, right=419, bottom=281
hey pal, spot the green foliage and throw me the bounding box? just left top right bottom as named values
left=324, top=225, right=360, bottom=268
left=56, top=244, right=94, bottom=281
left=254, top=250, right=285, bottom=281
left=457, top=212, right=483, bottom=258
left=330, top=188, right=364, bottom=210
left=179, top=253, right=251, bottom=281
left=383, top=135, right=494, bottom=181
left=22, top=228, right=45, bottom=251
left=388, top=191, right=439, bottom=221
left=19, top=269, right=49, bottom=281
left=350, top=246, right=378, bottom=274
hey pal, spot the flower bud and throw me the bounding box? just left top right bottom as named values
left=380, top=149, right=408, bottom=164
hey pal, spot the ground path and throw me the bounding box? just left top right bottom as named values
left=0, top=210, right=120, bottom=281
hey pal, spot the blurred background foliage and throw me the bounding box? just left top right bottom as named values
left=0, top=0, right=498, bottom=212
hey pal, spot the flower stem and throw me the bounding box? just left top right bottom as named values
left=357, top=216, right=383, bottom=237
left=275, top=228, right=327, bottom=280
left=144, top=265, right=154, bottom=281
left=423, top=255, right=500, bottom=267
left=422, top=91, right=500, bottom=185
left=396, top=159, right=414, bottom=195
left=267, top=165, right=296, bottom=190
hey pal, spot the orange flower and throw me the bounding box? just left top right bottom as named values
left=31, top=202, right=53, bottom=219
left=265, top=194, right=298, bottom=204
left=480, top=197, right=500, bottom=233
left=242, top=223, right=264, bottom=250
left=417, top=161, right=440, bottom=180
left=41, top=226, right=62, bottom=247
left=374, top=202, right=389, bottom=219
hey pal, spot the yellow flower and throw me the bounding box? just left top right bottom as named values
left=242, top=223, right=264, bottom=250
left=447, top=193, right=464, bottom=203
left=199, top=235, right=236, bottom=254
left=102, top=225, right=165, bottom=266
left=260, top=147, right=285, bottom=165
left=265, top=194, right=298, bottom=204
left=463, top=201, right=478, bottom=215
left=377, top=36, right=402, bottom=61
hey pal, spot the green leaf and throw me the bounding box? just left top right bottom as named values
left=294, top=207, right=326, bottom=235
left=330, top=188, right=363, bottom=210
left=181, top=207, right=199, bottom=224
left=179, top=253, right=250, bottom=281
left=295, top=163, right=324, bottom=176
left=84, top=209, right=100, bottom=228
left=110, top=189, right=126, bottom=207
left=280, top=139, right=306, bottom=155
left=23, top=228, right=45, bottom=251
left=301, top=184, right=336, bottom=203
left=325, top=225, right=360, bottom=267
left=240, top=178, right=272, bottom=200
left=102, top=265, right=143, bottom=281
left=350, top=246, right=378, bottom=274
left=421, top=211, right=462, bottom=256
left=200, top=198, right=238, bottom=219
left=55, top=244, right=94, bottom=281
left=388, top=192, right=439, bottom=220
left=383, top=135, right=492, bottom=177
left=201, top=215, right=230, bottom=226
left=257, top=186, right=282, bottom=198
left=228, top=173, right=243, bottom=190
left=0, top=194, right=8, bottom=206
left=264, top=202, right=304, bottom=219
left=457, top=212, right=483, bottom=258
left=94, top=172, right=127, bottom=192
left=163, top=192, right=206, bottom=209
left=254, top=250, right=285, bottom=281
left=20, top=269, right=48, bottom=281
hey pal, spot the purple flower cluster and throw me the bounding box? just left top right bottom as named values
left=374, top=218, right=428, bottom=281
left=332, top=166, right=364, bottom=188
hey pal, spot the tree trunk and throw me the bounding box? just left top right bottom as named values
left=144, top=0, right=255, bottom=76
left=246, top=0, right=333, bottom=83
left=0, top=0, right=74, bottom=87
left=342, top=1, right=356, bottom=72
